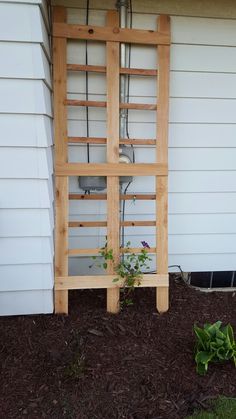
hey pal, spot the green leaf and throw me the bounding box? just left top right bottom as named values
left=216, top=338, right=224, bottom=347
left=195, top=351, right=213, bottom=365
left=194, top=322, right=236, bottom=375
left=196, top=362, right=207, bottom=376
left=124, top=298, right=133, bottom=306
left=112, top=277, right=119, bottom=283
left=217, top=347, right=227, bottom=360
left=216, top=329, right=226, bottom=340
left=227, top=324, right=235, bottom=345
left=194, top=325, right=210, bottom=350
left=205, top=321, right=222, bottom=337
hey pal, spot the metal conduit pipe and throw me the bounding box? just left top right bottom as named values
left=116, top=0, right=129, bottom=139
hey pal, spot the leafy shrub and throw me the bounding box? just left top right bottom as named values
left=194, top=321, right=236, bottom=375
left=187, top=396, right=236, bottom=418
left=91, top=241, right=152, bottom=307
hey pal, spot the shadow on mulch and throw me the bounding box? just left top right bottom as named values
left=0, top=277, right=235, bottom=419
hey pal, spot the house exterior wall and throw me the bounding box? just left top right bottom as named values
left=0, top=0, right=54, bottom=315
left=52, top=0, right=236, bottom=277
left=1, top=0, right=236, bottom=315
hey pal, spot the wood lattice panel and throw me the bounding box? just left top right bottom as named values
left=53, top=6, right=170, bottom=314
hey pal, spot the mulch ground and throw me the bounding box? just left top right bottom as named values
left=0, top=277, right=236, bottom=419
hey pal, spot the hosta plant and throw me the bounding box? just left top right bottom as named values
left=194, top=321, right=236, bottom=375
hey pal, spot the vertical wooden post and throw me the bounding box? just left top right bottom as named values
left=106, top=10, right=120, bottom=313
left=53, top=7, right=69, bottom=314
left=156, top=15, right=170, bottom=313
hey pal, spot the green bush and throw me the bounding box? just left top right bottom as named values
left=187, top=396, right=236, bottom=418
left=91, top=241, right=152, bottom=307
left=194, top=321, right=236, bottom=375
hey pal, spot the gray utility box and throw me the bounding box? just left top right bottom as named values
left=78, top=146, right=133, bottom=192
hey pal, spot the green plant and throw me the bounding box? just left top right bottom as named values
left=187, top=396, right=236, bottom=418
left=65, top=352, right=86, bottom=379
left=91, top=241, right=152, bottom=307
left=64, top=332, right=86, bottom=379
left=194, top=321, right=236, bottom=375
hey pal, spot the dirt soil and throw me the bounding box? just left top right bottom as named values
left=0, top=277, right=236, bottom=419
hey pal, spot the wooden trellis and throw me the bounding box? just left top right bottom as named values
left=53, top=6, right=170, bottom=314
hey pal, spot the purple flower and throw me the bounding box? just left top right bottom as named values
left=141, top=240, right=150, bottom=249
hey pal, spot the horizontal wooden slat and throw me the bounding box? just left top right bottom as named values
left=68, top=136, right=106, bottom=144
left=66, top=99, right=157, bottom=110
left=67, top=64, right=157, bottom=76
left=53, top=23, right=170, bottom=45
left=69, top=193, right=156, bottom=200
left=120, top=67, right=157, bottom=76
left=120, top=139, right=156, bottom=145
left=55, top=274, right=168, bottom=290
left=56, top=162, right=167, bottom=176
left=68, top=247, right=156, bottom=255
left=69, top=221, right=106, bottom=228
left=121, top=103, right=157, bottom=110
left=69, top=220, right=156, bottom=227
left=67, top=137, right=156, bottom=145
left=67, top=64, right=106, bottom=73
left=66, top=99, right=106, bottom=107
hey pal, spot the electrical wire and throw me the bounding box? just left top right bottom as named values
left=120, top=2, right=184, bottom=276
left=120, top=0, right=133, bottom=255
left=126, top=0, right=135, bottom=163
left=143, top=265, right=185, bottom=281
left=168, top=265, right=184, bottom=276
left=121, top=181, right=132, bottom=251
left=84, top=0, right=91, bottom=194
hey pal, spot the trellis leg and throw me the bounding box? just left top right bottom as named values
left=156, top=15, right=170, bottom=313
left=106, top=11, right=120, bottom=313
left=53, top=7, right=69, bottom=314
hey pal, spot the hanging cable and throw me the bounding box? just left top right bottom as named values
left=125, top=0, right=135, bottom=162
left=121, top=181, right=132, bottom=246
left=120, top=0, right=133, bottom=254
left=119, top=1, right=183, bottom=277
left=84, top=0, right=91, bottom=194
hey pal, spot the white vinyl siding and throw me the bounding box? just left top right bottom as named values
left=52, top=0, right=236, bottom=276
left=2, top=0, right=236, bottom=315
left=0, top=0, right=53, bottom=315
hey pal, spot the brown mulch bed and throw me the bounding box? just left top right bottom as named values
left=0, top=277, right=235, bottom=419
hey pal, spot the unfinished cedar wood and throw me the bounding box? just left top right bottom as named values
left=68, top=221, right=156, bottom=228
left=53, top=6, right=170, bottom=314
left=53, top=7, right=68, bottom=314
left=68, top=137, right=156, bottom=145
left=66, top=99, right=157, bottom=110
left=69, top=194, right=156, bottom=200
left=68, top=247, right=156, bottom=256
left=156, top=15, right=170, bottom=312
left=53, top=22, right=170, bottom=45
left=106, top=10, right=120, bottom=313
left=67, top=63, right=157, bottom=76
left=55, top=274, right=168, bottom=291
left=56, top=162, right=167, bottom=177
